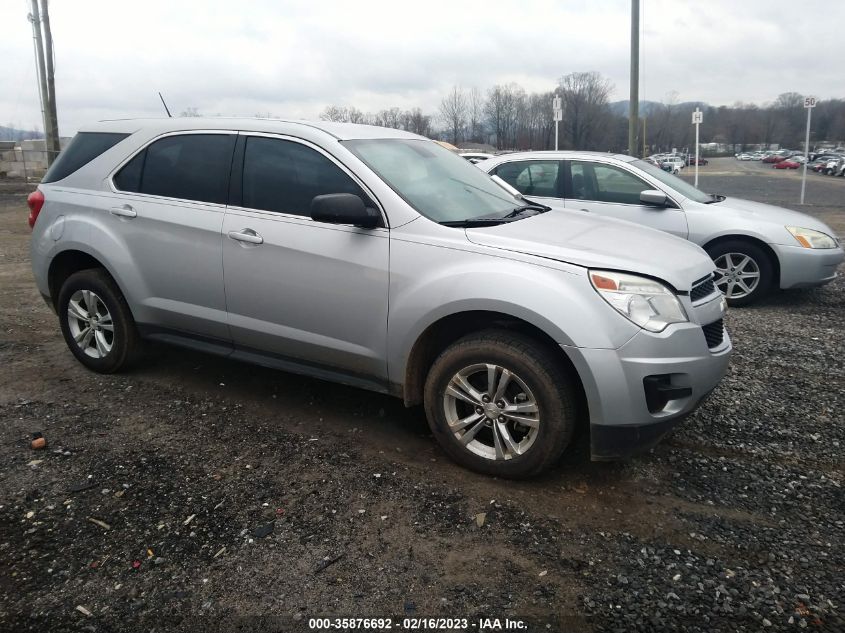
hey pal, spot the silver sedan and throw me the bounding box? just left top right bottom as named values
left=481, top=151, right=844, bottom=305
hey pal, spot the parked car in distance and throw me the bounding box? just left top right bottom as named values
left=481, top=151, right=844, bottom=305
left=29, top=118, right=734, bottom=478
left=773, top=158, right=800, bottom=169
left=737, top=153, right=753, bottom=161
left=686, top=156, right=709, bottom=166
left=661, top=157, right=685, bottom=174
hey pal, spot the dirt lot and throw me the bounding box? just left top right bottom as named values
left=1, top=158, right=843, bottom=632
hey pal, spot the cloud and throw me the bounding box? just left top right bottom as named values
left=0, top=0, right=841, bottom=134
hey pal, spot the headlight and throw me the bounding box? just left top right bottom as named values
left=786, top=226, right=837, bottom=249
left=590, top=270, right=688, bottom=333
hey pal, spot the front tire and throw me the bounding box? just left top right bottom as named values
left=57, top=269, right=141, bottom=373
left=423, top=330, right=577, bottom=478
left=707, top=240, right=774, bottom=307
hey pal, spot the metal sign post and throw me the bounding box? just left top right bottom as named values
left=800, top=96, right=816, bottom=205
left=692, top=108, right=703, bottom=188
left=552, top=96, right=562, bottom=151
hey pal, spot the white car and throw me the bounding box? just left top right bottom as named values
left=481, top=151, right=844, bottom=305
left=661, top=157, right=685, bottom=174
left=737, top=154, right=753, bottom=161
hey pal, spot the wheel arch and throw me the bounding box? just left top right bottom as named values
left=401, top=310, right=587, bottom=424
left=48, top=249, right=124, bottom=310
left=702, top=234, right=780, bottom=287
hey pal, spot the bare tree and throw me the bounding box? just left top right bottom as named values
left=557, top=71, right=613, bottom=150
left=484, top=83, right=524, bottom=149
left=179, top=106, right=201, bottom=117
left=403, top=108, right=432, bottom=137
left=438, top=86, right=467, bottom=145
left=319, top=105, right=370, bottom=124
left=467, top=87, right=485, bottom=142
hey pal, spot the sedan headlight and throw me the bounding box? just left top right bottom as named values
left=589, top=270, right=688, bottom=333
left=786, top=226, right=837, bottom=249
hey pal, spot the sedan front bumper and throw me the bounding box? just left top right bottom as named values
left=772, top=243, right=844, bottom=289
left=562, top=317, right=732, bottom=460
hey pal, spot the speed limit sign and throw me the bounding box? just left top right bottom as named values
left=804, top=96, right=816, bottom=108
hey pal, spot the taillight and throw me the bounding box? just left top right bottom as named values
left=27, top=190, right=45, bottom=229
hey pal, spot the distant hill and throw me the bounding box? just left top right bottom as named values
left=0, top=126, right=44, bottom=142
left=609, top=100, right=707, bottom=116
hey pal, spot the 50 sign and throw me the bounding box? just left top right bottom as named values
left=804, top=96, right=816, bottom=109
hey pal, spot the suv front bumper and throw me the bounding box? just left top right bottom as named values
left=562, top=319, right=732, bottom=460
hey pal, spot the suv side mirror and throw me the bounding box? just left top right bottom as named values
left=640, top=189, right=668, bottom=207
left=311, top=193, right=380, bottom=228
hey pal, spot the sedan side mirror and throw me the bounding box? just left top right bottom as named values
left=640, top=189, right=668, bottom=207
left=311, top=193, right=380, bottom=228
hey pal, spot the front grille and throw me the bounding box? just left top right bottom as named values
left=690, top=274, right=717, bottom=302
left=702, top=319, right=725, bottom=349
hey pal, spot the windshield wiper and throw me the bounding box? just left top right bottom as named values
left=503, top=202, right=551, bottom=217
left=703, top=193, right=725, bottom=204
left=440, top=203, right=551, bottom=228
left=439, top=217, right=518, bottom=227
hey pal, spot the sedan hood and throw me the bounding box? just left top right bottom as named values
left=716, top=197, right=836, bottom=236
left=465, top=210, right=714, bottom=290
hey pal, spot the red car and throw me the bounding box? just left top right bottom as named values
left=762, top=155, right=782, bottom=163
left=686, top=156, right=709, bottom=166
left=774, top=159, right=800, bottom=169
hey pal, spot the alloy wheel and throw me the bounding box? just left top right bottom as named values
left=713, top=252, right=761, bottom=299
left=66, top=289, right=114, bottom=358
left=442, top=363, right=540, bottom=461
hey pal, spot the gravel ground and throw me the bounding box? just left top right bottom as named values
left=0, top=158, right=843, bottom=632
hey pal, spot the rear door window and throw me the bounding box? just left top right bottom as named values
left=569, top=161, right=650, bottom=204
left=240, top=136, right=367, bottom=216
left=492, top=160, right=560, bottom=197
left=43, top=132, right=128, bottom=183
left=114, top=133, right=236, bottom=204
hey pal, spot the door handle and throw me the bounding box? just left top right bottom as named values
left=579, top=208, right=591, bottom=213
left=227, top=229, right=264, bottom=245
left=109, top=205, right=137, bottom=218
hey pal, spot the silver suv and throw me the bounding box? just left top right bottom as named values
left=29, top=119, right=731, bottom=477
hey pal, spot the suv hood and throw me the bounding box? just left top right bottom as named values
left=465, top=210, right=714, bottom=291
left=715, top=197, right=837, bottom=236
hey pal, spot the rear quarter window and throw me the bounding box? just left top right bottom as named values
left=42, top=132, right=129, bottom=183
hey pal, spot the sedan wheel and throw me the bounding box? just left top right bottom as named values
left=442, top=363, right=540, bottom=461
left=713, top=252, right=761, bottom=299
left=706, top=239, right=775, bottom=306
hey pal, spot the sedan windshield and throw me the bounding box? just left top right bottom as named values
left=344, top=139, right=522, bottom=223
left=633, top=159, right=713, bottom=204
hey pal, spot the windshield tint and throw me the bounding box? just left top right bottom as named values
left=632, top=159, right=712, bottom=204
left=343, top=139, right=520, bottom=223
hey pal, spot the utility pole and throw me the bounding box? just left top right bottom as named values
left=628, top=0, right=640, bottom=157
left=28, top=0, right=59, bottom=166
left=42, top=0, right=60, bottom=159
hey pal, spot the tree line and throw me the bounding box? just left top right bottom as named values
left=319, top=73, right=845, bottom=154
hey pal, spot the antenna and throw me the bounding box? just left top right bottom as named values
left=158, top=92, right=172, bottom=118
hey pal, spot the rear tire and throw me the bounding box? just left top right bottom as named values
left=57, top=269, right=141, bottom=373
left=706, top=240, right=774, bottom=307
left=423, top=329, right=577, bottom=478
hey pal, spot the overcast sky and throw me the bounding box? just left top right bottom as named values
left=1, top=0, right=842, bottom=135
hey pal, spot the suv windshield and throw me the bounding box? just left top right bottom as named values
left=633, top=159, right=712, bottom=204
left=344, top=139, right=522, bottom=223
